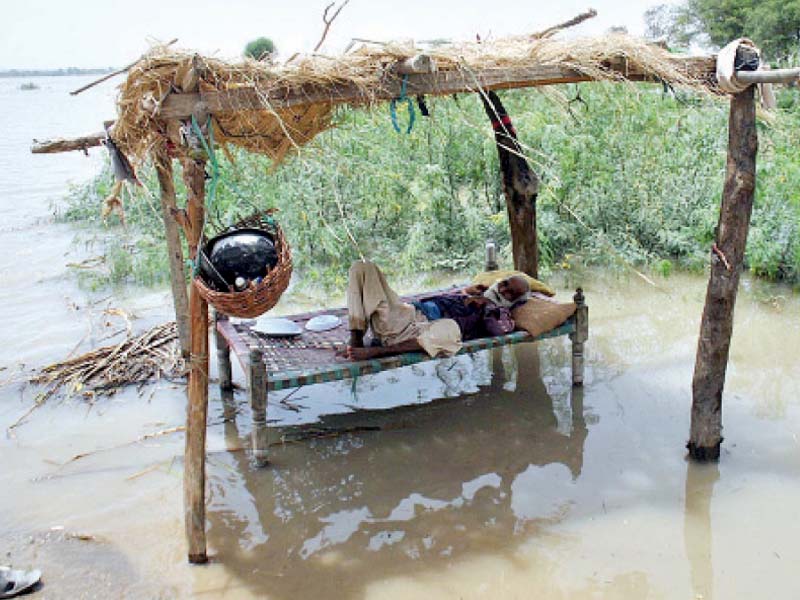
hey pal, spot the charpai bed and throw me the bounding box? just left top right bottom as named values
left=214, top=287, right=588, bottom=465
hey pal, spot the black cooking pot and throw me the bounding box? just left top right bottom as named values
left=199, top=228, right=278, bottom=291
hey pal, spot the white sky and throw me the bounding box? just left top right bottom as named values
left=2, top=0, right=674, bottom=70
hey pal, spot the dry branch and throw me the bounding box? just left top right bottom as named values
left=533, top=8, right=598, bottom=38
left=314, top=0, right=350, bottom=52
left=70, top=38, right=178, bottom=96
left=31, top=132, right=106, bottom=154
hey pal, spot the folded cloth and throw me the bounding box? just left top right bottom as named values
left=416, top=318, right=462, bottom=357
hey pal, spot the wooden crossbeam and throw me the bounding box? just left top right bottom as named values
left=160, top=57, right=717, bottom=119
left=31, top=132, right=106, bottom=154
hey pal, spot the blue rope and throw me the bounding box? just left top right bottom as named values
left=390, top=75, right=415, bottom=134
left=190, top=115, right=220, bottom=211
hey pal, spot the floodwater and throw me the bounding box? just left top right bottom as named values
left=1, top=76, right=800, bottom=599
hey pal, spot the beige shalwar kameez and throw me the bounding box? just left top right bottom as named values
left=346, top=261, right=462, bottom=358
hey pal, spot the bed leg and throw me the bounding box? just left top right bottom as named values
left=571, top=288, right=588, bottom=387
left=248, top=348, right=269, bottom=467
left=214, top=310, right=233, bottom=392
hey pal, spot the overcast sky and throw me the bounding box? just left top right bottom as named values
left=2, top=0, right=676, bottom=70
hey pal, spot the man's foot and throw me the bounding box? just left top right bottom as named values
left=349, top=329, right=365, bottom=348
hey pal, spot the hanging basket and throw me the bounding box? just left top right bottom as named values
left=193, top=212, right=293, bottom=319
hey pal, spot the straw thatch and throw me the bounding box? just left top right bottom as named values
left=113, top=33, right=716, bottom=163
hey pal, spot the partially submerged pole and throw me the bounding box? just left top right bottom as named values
left=688, top=85, right=757, bottom=460
left=480, top=90, right=540, bottom=277
left=153, top=149, right=191, bottom=356
left=182, top=155, right=210, bottom=563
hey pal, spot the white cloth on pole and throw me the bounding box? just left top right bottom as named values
left=716, top=38, right=761, bottom=94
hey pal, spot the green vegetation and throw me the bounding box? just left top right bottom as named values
left=59, top=83, right=800, bottom=291
left=645, top=0, right=800, bottom=60
left=244, top=38, right=276, bottom=61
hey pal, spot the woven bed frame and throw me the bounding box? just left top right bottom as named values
left=214, top=287, right=588, bottom=466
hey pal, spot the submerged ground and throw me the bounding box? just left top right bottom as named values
left=2, top=267, right=799, bottom=599
left=1, top=75, right=799, bottom=600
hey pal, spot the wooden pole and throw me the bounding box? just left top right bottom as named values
left=689, top=86, right=757, bottom=461
left=31, top=132, right=105, bottom=154
left=479, top=90, right=540, bottom=277
left=214, top=310, right=233, bottom=392
left=248, top=348, right=269, bottom=467
left=734, top=67, right=800, bottom=85
left=153, top=150, right=191, bottom=357
left=181, top=156, right=210, bottom=563
left=571, top=288, right=588, bottom=386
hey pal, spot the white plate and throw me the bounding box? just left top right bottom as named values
left=252, top=317, right=303, bottom=337
left=305, top=314, right=342, bottom=332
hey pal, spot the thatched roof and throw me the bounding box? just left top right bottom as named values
left=113, top=33, right=717, bottom=163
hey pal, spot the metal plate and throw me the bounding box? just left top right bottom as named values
left=305, top=314, right=342, bottom=332
left=252, top=317, right=303, bottom=337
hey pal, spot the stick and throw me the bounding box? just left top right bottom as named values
left=31, top=132, right=106, bottom=154
left=532, top=9, right=598, bottom=38
left=313, top=1, right=350, bottom=52
left=70, top=38, right=178, bottom=96
left=59, top=426, right=186, bottom=466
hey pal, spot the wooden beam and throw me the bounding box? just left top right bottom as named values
left=248, top=348, right=269, bottom=467
left=153, top=149, right=191, bottom=357
left=159, top=57, right=716, bottom=118
left=571, top=289, right=588, bottom=386
left=31, top=132, right=105, bottom=154
left=735, top=67, right=800, bottom=84
left=689, top=85, right=757, bottom=461
left=182, top=156, right=210, bottom=563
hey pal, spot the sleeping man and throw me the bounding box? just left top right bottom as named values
left=344, top=261, right=530, bottom=361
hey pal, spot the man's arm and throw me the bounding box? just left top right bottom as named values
left=462, top=283, right=487, bottom=296
left=345, top=339, right=424, bottom=361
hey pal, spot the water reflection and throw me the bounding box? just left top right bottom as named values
left=206, top=345, right=588, bottom=599
left=684, top=461, right=720, bottom=600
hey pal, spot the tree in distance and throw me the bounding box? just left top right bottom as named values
left=244, top=38, right=276, bottom=61
left=645, top=0, right=800, bottom=60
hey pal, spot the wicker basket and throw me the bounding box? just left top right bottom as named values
left=193, top=213, right=293, bottom=318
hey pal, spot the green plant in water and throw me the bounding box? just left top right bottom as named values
left=58, top=83, right=800, bottom=292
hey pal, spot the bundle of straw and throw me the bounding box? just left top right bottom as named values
left=30, top=322, right=182, bottom=400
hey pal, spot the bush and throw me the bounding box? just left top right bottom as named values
left=58, top=84, right=800, bottom=291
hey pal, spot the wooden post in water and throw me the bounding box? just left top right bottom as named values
left=182, top=156, right=210, bottom=563
left=248, top=347, right=269, bottom=467
left=214, top=310, right=233, bottom=392
left=153, top=149, right=191, bottom=357
left=479, top=90, right=539, bottom=277
left=689, top=86, right=757, bottom=461
left=571, top=288, right=588, bottom=386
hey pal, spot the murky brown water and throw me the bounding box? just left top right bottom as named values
left=2, top=77, right=800, bottom=599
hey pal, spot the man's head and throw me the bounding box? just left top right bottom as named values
left=497, top=275, right=530, bottom=303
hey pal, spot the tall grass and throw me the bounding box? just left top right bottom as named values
left=59, top=83, right=800, bottom=290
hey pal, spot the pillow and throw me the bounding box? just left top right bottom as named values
left=472, top=269, right=555, bottom=297
left=511, top=294, right=576, bottom=337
